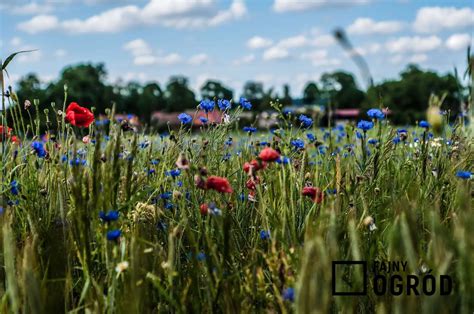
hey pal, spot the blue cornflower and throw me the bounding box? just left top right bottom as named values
left=282, top=108, right=293, bottom=116
left=260, top=230, right=270, bottom=240
left=0, top=206, right=3, bottom=215
left=225, top=138, right=233, bottom=146
left=165, top=169, right=181, bottom=178
left=367, top=108, right=385, bottom=120
left=222, top=153, right=232, bottom=161
left=218, top=99, right=232, bottom=111
left=99, top=210, right=119, bottom=222
left=299, top=114, right=313, bottom=128
left=107, top=229, right=121, bottom=241
left=456, top=171, right=472, bottom=179
left=70, top=158, right=87, bottom=166
left=148, top=169, right=156, bottom=175
left=357, top=120, right=374, bottom=132
left=31, top=141, right=47, bottom=158
left=419, top=120, right=430, bottom=128
left=306, top=133, right=315, bottom=142
left=199, top=99, right=215, bottom=112
left=10, top=180, right=19, bottom=195
left=397, top=128, right=407, bottom=134
left=368, top=139, right=378, bottom=145
left=276, top=156, right=291, bottom=164
left=139, top=141, right=150, bottom=149
left=61, top=155, right=68, bottom=163
left=150, top=159, right=160, bottom=165
left=199, top=117, right=208, bottom=124
left=160, top=192, right=172, bottom=200
left=196, top=252, right=206, bottom=261
left=283, top=287, right=295, bottom=302
left=178, top=113, right=193, bottom=124
left=392, top=136, right=401, bottom=144
left=291, top=139, right=305, bottom=150
left=243, top=126, right=257, bottom=133
left=176, top=181, right=183, bottom=187
left=239, top=97, right=252, bottom=110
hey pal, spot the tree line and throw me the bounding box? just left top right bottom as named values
left=13, top=62, right=464, bottom=125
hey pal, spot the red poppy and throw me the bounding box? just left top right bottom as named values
left=246, top=176, right=260, bottom=190
left=11, top=135, right=20, bottom=144
left=243, top=159, right=266, bottom=173
left=0, top=125, right=12, bottom=142
left=199, top=203, right=209, bottom=215
left=302, top=186, right=323, bottom=204
left=259, top=147, right=280, bottom=162
left=205, top=176, right=233, bottom=194
left=65, top=102, right=94, bottom=127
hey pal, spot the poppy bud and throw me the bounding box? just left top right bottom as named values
left=24, top=100, right=31, bottom=110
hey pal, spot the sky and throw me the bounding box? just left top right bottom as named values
left=1, top=0, right=473, bottom=98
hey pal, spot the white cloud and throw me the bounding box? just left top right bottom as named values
left=189, top=53, right=210, bottom=65
left=347, top=17, right=404, bottom=35
left=273, top=0, right=370, bottom=12
left=247, top=36, right=273, bottom=49
left=156, top=53, right=182, bottom=65
left=301, top=50, right=341, bottom=67
left=386, top=36, right=441, bottom=54
left=133, top=55, right=157, bottom=66
left=63, top=5, right=141, bottom=33
left=276, top=35, right=308, bottom=49
left=208, top=0, right=246, bottom=27
left=409, top=53, right=428, bottom=63
left=10, top=37, right=22, bottom=47
left=133, top=53, right=182, bottom=66
left=54, top=49, right=67, bottom=57
left=390, top=53, right=427, bottom=65
left=446, top=33, right=472, bottom=51
left=17, top=49, right=42, bottom=63
left=353, top=43, right=381, bottom=56
left=233, top=54, right=255, bottom=65
left=311, top=34, right=335, bottom=47
left=17, top=15, right=59, bottom=34
left=123, top=38, right=182, bottom=66
left=9, top=2, right=55, bottom=15
left=123, top=38, right=152, bottom=57
left=414, top=6, right=474, bottom=33
left=17, top=0, right=247, bottom=34
left=263, top=46, right=290, bottom=61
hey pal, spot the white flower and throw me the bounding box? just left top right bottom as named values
left=115, top=261, right=129, bottom=274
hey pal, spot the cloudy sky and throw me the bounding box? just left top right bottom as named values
left=1, top=0, right=473, bottom=97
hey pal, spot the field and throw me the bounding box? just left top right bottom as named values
left=0, top=97, right=473, bottom=313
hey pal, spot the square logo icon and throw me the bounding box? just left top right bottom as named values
left=332, top=261, right=367, bottom=296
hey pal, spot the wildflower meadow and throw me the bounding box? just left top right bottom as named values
left=1, top=70, right=473, bottom=313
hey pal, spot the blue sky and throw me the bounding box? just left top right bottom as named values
left=1, top=0, right=473, bottom=97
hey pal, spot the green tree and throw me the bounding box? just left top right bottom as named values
left=281, top=84, right=292, bottom=106
left=242, top=81, right=264, bottom=111
left=137, top=82, right=164, bottom=124
left=45, top=63, right=114, bottom=113
left=164, top=76, right=196, bottom=112
left=16, top=73, right=45, bottom=104
left=365, top=65, right=460, bottom=124
left=302, top=82, right=320, bottom=104
left=200, top=80, right=233, bottom=100
left=320, top=71, right=365, bottom=109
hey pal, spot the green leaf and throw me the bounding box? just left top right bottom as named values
left=1, top=50, right=37, bottom=71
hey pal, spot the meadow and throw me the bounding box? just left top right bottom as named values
left=0, top=89, right=473, bottom=313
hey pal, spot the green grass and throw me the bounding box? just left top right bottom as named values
left=0, top=101, right=473, bottom=313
